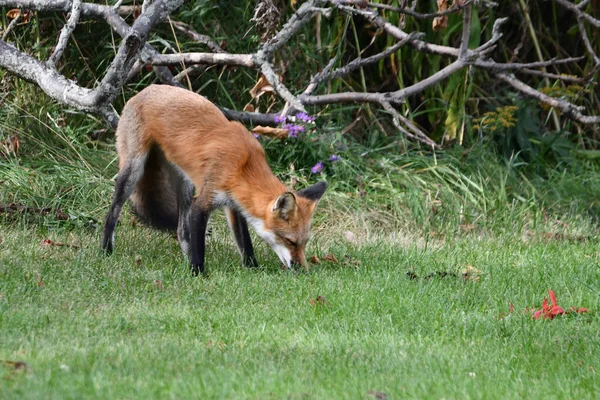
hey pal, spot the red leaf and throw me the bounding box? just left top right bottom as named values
left=531, top=289, right=588, bottom=320
left=509, top=303, right=515, bottom=313
left=549, top=289, right=558, bottom=307
left=542, top=298, right=549, bottom=312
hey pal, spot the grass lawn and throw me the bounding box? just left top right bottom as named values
left=1, top=218, right=599, bottom=399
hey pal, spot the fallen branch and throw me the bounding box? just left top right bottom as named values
left=497, top=72, right=600, bottom=124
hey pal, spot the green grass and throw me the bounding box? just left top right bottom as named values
left=1, top=219, right=599, bottom=399
left=2, top=88, right=600, bottom=399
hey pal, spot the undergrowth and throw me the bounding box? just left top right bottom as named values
left=1, top=87, right=599, bottom=242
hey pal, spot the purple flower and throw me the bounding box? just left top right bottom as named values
left=295, top=112, right=316, bottom=123
left=253, top=133, right=260, bottom=139
left=283, top=123, right=305, bottom=138
left=329, top=155, right=340, bottom=162
left=311, top=162, right=324, bottom=174
left=274, top=114, right=287, bottom=124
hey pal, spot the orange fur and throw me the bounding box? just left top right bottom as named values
left=115, top=85, right=326, bottom=269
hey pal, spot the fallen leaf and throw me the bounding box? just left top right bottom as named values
left=135, top=256, right=142, bottom=267
left=531, top=289, right=587, bottom=320
left=249, top=75, right=275, bottom=100
left=309, top=295, right=326, bottom=306
left=3, top=135, right=20, bottom=155
left=243, top=103, right=255, bottom=112
left=156, top=280, right=164, bottom=290
left=251, top=125, right=289, bottom=139
left=309, top=255, right=321, bottom=264
left=6, top=9, right=20, bottom=19
left=343, top=254, right=361, bottom=266
left=322, top=253, right=338, bottom=263
left=1, top=360, right=29, bottom=372
left=367, top=391, right=388, bottom=400
left=40, top=239, right=79, bottom=249
left=461, top=265, right=481, bottom=282
left=459, top=223, right=476, bottom=233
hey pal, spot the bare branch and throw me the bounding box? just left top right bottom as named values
left=314, top=32, right=419, bottom=85
left=381, top=101, right=439, bottom=148
left=335, top=4, right=459, bottom=57
left=48, top=0, right=82, bottom=67
left=518, top=68, right=588, bottom=83
left=260, top=0, right=326, bottom=58
left=333, top=0, right=473, bottom=19
left=149, top=52, right=255, bottom=67
left=303, top=56, right=337, bottom=96
left=260, top=61, right=306, bottom=113
left=577, top=17, right=600, bottom=65
left=0, top=0, right=184, bottom=110
left=1, top=13, right=21, bottom=41
left=301, top=57, right=467, bottom=106
left=459, top=5, right=472, bottom=60
left=497, top=73, right=600, bottom=124
left=170, top=20, right=225, bottom=53
left=474, top=56, right=586, bottom=71
left=553, top=0, right=600, bottom=28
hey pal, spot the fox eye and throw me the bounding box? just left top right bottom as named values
left=283, top=238, right=297, bottom=247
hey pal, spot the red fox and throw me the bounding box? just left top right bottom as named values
left=101, top=85, right=327, bottom=275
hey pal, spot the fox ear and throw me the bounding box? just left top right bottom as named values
left=297, top=181, right=328, bottom=203
left=272, top=192, right=297, bottom=220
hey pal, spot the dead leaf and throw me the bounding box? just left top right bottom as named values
left=135, top=256, right=142, bottom=267
left=249, top=75, right=275, bottom=100
left=367, top=391, right=388, bottom=400
left=156, top=280, right=164, bottom=290
left=40, top=239, right=79, bottom=249
left=3, top=135, right=20, bottom=155
left=459, top=224, right=476, bottom=233
left=309, top=295, right=326, bottom=306
left=461, top=265, right=481, bottom=282
left=342, top=254, right=361, bottom=266
left=6, top=9, right=20, bottom=19
left=243, top=103, right=255, bottom=112
left=1, top=360, right=29, bottom=372
left=322, top=253, right=338, bottom=263
left=432, top=0, right=449, bottom=31
left=251, top=125, right=289, bottom=139
left=309, top=255, right=321, bottom=264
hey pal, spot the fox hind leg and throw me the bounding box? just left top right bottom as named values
left=101, top=155, right=147, bottom=254
left=225, top=207, right=258, bottom=268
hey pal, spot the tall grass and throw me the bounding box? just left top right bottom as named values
left=2, top=86, right=599, bottom=241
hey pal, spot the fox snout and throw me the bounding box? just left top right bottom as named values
left=290, top=247, right=308, bottom=272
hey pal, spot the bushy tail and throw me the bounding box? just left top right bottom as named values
left=129, top=145, right=179, bottom=231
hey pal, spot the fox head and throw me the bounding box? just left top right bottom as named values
left=256, top=181, right=327, bottom=270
